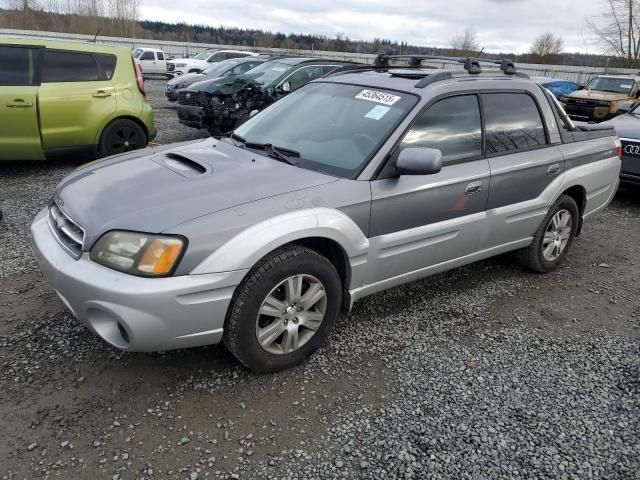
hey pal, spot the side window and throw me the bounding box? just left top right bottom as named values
left=95, top=54, right=117, bottom=80
left=139, top=51, right=155, bottom=60
left=322, top=65, right=341, bottom=75
left=0, top=45, right=40, bottom=86
left=225, top=53, right=245, bottom=60
left=483, top=93, right=547, bottom=154
left=288, top=66, right=325, bottom=90
left=156, top=52, right=164, bottom=61
left=42, top=50, right=99, bottom=82
left=210, top=53, right=225, bottom=62
left=400, top=95, right=482, bottom=164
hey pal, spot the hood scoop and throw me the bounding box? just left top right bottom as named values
left=154, top=152, right=210, bottom=177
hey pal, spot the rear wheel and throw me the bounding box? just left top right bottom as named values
left=518, top=194, right=579, bottom=273
left=223, top=246, right=342, bottom=372
left=98, top=119, right=147, bottom=157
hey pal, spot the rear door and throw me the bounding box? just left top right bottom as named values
left=0, top=44, right=44, bottom=160
left=368, top=94, right=490, bottom=282
left=38, top=49, right=117, bottom=152
left=155, top=51, right=166, bottom=74
left=482, top=92, right=564, bottom=247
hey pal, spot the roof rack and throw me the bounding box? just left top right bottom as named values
left=374, top=54, right=518, bottom=75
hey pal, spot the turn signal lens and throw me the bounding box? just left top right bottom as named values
left=138, top=239, right=184, bottom=275
left=615, top=139, right=622, bottom=158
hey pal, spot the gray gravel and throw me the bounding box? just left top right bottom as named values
left=1, top=79, right=639, bottom=479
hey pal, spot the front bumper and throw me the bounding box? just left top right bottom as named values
left=177, top=104, right=207, bottom=129
left=30, top=209, right=247, bottom=352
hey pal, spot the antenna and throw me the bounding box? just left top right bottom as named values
left=92, top=29, right=101, bottom=43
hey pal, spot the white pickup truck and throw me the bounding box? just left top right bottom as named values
left=133, top=48, right=167, bottom=75
left=167, top=49, right=256, bottom=77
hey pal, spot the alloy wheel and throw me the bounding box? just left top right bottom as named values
left=255, top=274, right=327, bottom=355
left=542, top=209, right=572, bottom=261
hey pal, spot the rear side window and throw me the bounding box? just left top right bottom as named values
left=156, top=51, right=164, bottom=60
left=139, top=51, right=154, bottom=60
left=42, top=50, right=99, bottom=82
left=0, top=45, right=40, bottom=86
left=400, top=95, right=482, bottom=164
left=482, top=93, right=547, bottom=154
left=96, top=54, right=117, bottom=80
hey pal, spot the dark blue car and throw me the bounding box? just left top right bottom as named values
left=531, top=77, right=581, bottom=99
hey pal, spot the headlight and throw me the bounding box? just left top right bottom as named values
left=90, top=231, right=186, bottom=277
left=596, top=100, right=610, bottom=106
left=559, top=96, right=569, bottom=103
left=175, top=83, right=187, bottom=89
left=176, top=63, right=187, bottom=67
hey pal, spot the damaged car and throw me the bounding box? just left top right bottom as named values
left=165, top=56, right=269, bottom=102
left=175, top=57, right=357, bottom=135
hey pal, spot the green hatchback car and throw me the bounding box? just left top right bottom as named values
left=0, top=38, right=156, bottom=161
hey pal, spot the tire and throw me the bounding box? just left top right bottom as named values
left=98, top=119, right=147, bottom=157
left=223, top=245, right=342, bottom=372
left=518, top=194, right=579, bottom=273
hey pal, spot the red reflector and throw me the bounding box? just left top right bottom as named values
left=616, top=145, right=622, bottom=157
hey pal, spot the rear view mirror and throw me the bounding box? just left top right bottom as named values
left=395, top=147, right=443, bottom=176
left=280, top=81, right=291, bottom=93
left=249, top=109, right=259, bottom=118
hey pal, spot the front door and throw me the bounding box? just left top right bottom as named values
left=137, top=50, right=158, bottom=74
left=0, top=45, right=44, bottom=160
left=368, top=94, right=490, bottom=283
left=38, top=49, right=117, bottom=152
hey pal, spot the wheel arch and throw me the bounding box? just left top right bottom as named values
left=558, top=184, right=586, bottom=235
left=190, top=208, right=370, bottom=310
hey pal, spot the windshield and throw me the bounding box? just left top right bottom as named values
left=240, top=61, right=294, bottom=86
left=193, top=51, right=214, bottom=60
left=234, top=83, right=417, bottom=178
left=586, top=76, right=635, bottom=94
left=202, top=59, right=237, bottom=76
left=133, top=49, right=143, bottom=59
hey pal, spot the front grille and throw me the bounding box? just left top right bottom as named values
left=178, top=91, right=204, bottom=106
left=48, top=201, right=85, bottom=259
left=566, top=98, right=597, bottom=108
left=621, top=138, right=640, bottom=160
left=167, top=63, right=175, bottom=72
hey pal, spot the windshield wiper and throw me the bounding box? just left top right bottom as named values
left=224, top=134, right=300, bottom=166
left=246, top=142, right=300, bottom=166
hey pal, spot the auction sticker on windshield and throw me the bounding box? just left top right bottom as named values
left=355, top=89, right=401, bottom=106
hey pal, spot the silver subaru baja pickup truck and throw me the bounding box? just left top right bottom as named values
left=31, top=55, right=621, bottom=372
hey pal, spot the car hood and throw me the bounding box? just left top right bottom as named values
left=566, top=89, right=631, bottom=101
left=53, top=138, right=337, bottom=248
left=603, top=112, right=640, bottom=138
left=167, top=72, right=203, bottom=85
left=186, top=75, right=264, bottom=95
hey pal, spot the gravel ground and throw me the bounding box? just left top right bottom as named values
left=1, top=79, right=639, bottom=479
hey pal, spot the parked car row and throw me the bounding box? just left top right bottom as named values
left=27, top=52, right=623, bottom=372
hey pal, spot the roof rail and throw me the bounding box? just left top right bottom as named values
left=374, top=54, right=518, bottom=75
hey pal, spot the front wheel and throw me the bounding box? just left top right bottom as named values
left=98, top=119, right=147, bottom=157
left=223, top=246, right=342, bottom=372
left=518, top=194, right=579, bottom=273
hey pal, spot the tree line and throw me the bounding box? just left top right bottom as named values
left=2, top=1, right=640, bottom=68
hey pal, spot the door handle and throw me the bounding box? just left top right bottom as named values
left=465, top=180, right=483, bottom=195
left=7, top=99, right=33, bottom=108
left=547, top=163, right=561, bottom=175
left=92, top=90, right=112, bottom=98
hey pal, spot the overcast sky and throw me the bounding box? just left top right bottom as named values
left=140, top=0, right=605, bottom=54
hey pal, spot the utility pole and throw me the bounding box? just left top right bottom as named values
left=629, top=0, right=633, bottom=66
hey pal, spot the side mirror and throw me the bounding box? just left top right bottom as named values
left=280, top=81, right=291, bottom=93
left=249, top=109, right=259, bottom=118
left=395, top=147, right=443, bottom=176
left=618, top=101, right=634, bottom=114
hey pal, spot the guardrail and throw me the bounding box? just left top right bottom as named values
left=2, top=28, right=638, bottom=84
